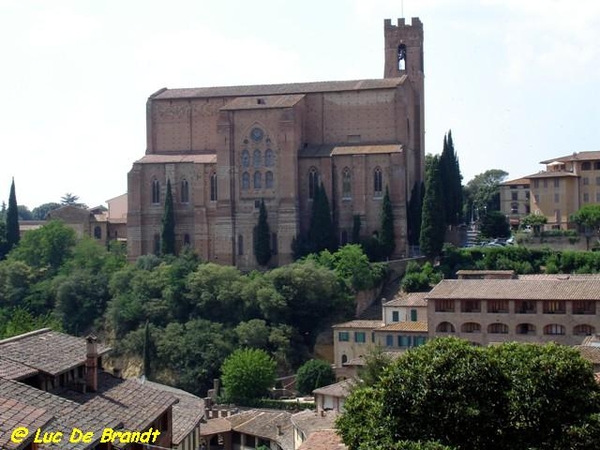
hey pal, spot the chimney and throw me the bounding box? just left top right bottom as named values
left=276, top=425, right=282, bottom=436
left=86, top=335, right=98, bottom=392
left=112, top=367, right=122, bottom=379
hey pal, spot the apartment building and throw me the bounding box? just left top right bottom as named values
left=427, top=277, right=600, bottom=346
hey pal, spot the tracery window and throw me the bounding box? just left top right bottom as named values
left=253, top=150, right=262, bottom=168
left=241, top=150, right=250, bottom=168
left=265, top=171, right=274, bottom=189
left=210, top=173, right=218, bottom=201
left=152, top=179, right=160, bottom=204
left=181, top=179, right=189, bottom=203
left=308, top=167, right=319, bottom=200
left=254, top=171, right=262, bottom=189
left=374, top=168, right=383, bottom=197
left=342, top=168, right=352, bottom=199
left=242, top=172, right=250, bottom=191
left=265, top=149, right=275, bottom=167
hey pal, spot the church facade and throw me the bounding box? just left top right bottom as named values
left=127, top=18, right=425, bottom=269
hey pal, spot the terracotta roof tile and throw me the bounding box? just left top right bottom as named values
left=427, top=279, right=600, bottom=300
left=154, top=77, right=407, bottom=100
left=226, top=410, right=293, bottom=450
left=291, top=409, right=338, bottom=437
left=135, top=153, right=217, bottom=164
left=298, top=429, right=346, bottom=450
left=500, top=177, right=531, bottom=186
left=0, top=329, right=110, bottom=376
left=312, top=380, right=354, bottom=398
left=540, top=151, right=600, bottom=164
left=575, top=345, right=600, bottom=365
left=200, top=417, right=232, bottom=436
left=525, top=171, right=578, bottom=179
left=518, top=273, right=600, bottom=280
left=376, top=322, right=428, bottom=332
left=0, top=397, right=53, bottom=450
left=220, top=94, right=305, bottom=110
left=383, top=292, right=428, bottom=307
left=0, top=356, right=38, bottom=380
left=332, top=320, right=383, bottom=329
left=330, top=144, right=402, bottom=156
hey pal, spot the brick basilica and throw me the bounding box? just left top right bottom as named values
left=127, top=18, right=425, bottom=269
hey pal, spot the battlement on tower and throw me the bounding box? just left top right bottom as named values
left=384, top=17, right=423, bottom=30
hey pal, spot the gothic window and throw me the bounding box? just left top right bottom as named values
left=342, top=167, right=352, bottom=199
left=242, top=172, right=250, bottom=191
left=210, top=173, right=218, bottom=201
left=373, top=168, right=383, bottom=197
left=254, top=171, right=262, bottom=189
left=398, top=43, right=407, bottom=71
left=265, top=149, right=275, bottom=167
left=181, top=179, right=189, bottom=203
left=308, top=167, right=319, bottom=200
left=152, top=179, right=160, bottom=204
left=265, top=171, right=274, bottom=189
left=238, top=234, right=244, bottom=256
left=253, top=150, right=262, bottom=168
left=93, top=226, right=101, bottom=239
left=241, top=150, right=250, bottom=168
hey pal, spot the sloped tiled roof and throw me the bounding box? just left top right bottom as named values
left=500, top=177, right=530, bottom=186
left=291, top=409, right=338, bottom=437
left=134, top=153, right=217, bottom=164
left=298, top=429, right=346, bottom=450
left=377, top=322, right=428, bottom=332
left=427, top=279, right=600, bottom=300
left=540, top=151, right=600, bottom=164
left=226, top=410, right=293, bottom=450
left=146, top=380, right=204, bottom=445
left=220, top=94, right=305, bottom=110
left=0, top=329, right=111, bottom=376
left=330, top=144, right=402, bottom=156
left=200, top=417, right=232, bottom=436
left=332, top=320, right=383, bottom=329
left=575, top=345, right=600, bottom=365
left=0, top=356, right=38, bottom=380
left=526, top=171, right=579, bottom=179
left=0, top=397, right=53, bottom=450
left=153, top=77, right=407, bottom=100
left=518, top=273, right=600, bottom=280
left=383, top=292, right=428, bottom=307
left=312, top=379, right=354, bottom=398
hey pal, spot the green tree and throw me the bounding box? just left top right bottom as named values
left=6, top=179, right=20, bottom=252
left=221, top=348, right=276, bottom=403
left=571, top=205, right=600, bottom=249
left=254, top=199, right=271, bottom=266
left=479, top=210, right=510, bottom=239
left=356, top=346, right=393, bottom=388
left=400, top=261, right=441, bottom=293
left=419, top=155, right=445, bottom=257
left=17, top=205, right=33, bottom=221
left=161, top=179, right=175, bottom=256
left=32, top=202, right=61, bottom=220
left=0, top=222, right=8, bottom=260
left=379, top=186, right=395, bottom=258
left=337, top=338, right=600, bottom=450
left=296, top=359, right=336, bottom=394
left=439, top=131, right=463, bottom=226
left=234, top=319, right=270, bottom=349
left=143, top=320, right=152, bottom=379
left=407, top=181, right=424, bottom=246
left=307, top=183, right=337, bottom=254
left=521, top=213, right=548, bottom=231
left=60, top=193, right=86, bottom=208
left=464, top=169, right=508, bottom=216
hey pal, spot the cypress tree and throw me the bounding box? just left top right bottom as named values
left=308, top=183, right=336, bottom=253
left=420, top=155, right=446, bottom=258
left=379, top=186, right=395, bottom=258
left=439, top=130, right=463, bottom=227
left=160, top=179, right=175, bottom=256
left=254, top=199, right=271, bottom=266
left=407, top=181, right=424, bottom=246
left=6, top=178, right=20, bottom=251
left=143, top=320, right=151, bottom=380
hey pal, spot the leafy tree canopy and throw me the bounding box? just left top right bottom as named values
left=32, top=202, right=62, bottom=220
left=221, top=348, right=276, bottom=403
left=521, top=213, right=548, bottom=228
left=571, top=204, right=600, bottom=232
left=464, top=169, right=508, bottom=214
left=479, top=210, right=510, bottom=239
left=295, top=359, right=336, bottom=395
left=337, top=338, right=600, bottom=450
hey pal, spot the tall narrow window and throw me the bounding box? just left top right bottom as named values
left=342, top=168, right=352, bottom=199
left=241, top=150, right=250, bottom=168
left=398, top=43, right=407, bottom=71
left=254, top=171, right=262, bottom=189
left=340, top=230, right=348, bottom=245
left=265, top=149, right=275, bottom=167
left=265, top=171, right=274, bottom=189
left=181, top=179, right=189, bottom=203
left=210, top=173, right=217, bottom=201
left=93, top=226, right=102, bottom=239
left=373, top=168, right=383, bottom=197
left=152, top=179, right=160, bottom=204
left=242, top=172, right=250, bottom=191
left=183, top=234, right=191, bottom=246
left=238, top=234, right=244, bottom=256
left=253, top=149, right=261, bottom=168
left=308, top=167, right=319, bottom=199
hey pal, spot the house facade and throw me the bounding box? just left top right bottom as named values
left=127, top=18, right=426, bottom=269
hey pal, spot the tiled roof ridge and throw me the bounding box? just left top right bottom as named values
left=0, top=328, right=51, bottom=345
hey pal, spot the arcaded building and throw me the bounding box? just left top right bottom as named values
left=128, top=18, right=425, bottom=269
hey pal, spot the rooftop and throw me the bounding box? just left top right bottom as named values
left=291, top=409, right=338, bottom=437
left=135, top=153, right=217, bottom=164
left=0, top=329, right=111, bottom=376
left=225, top=410, right=294, bottom=450
left=377, top=321, right=428, bottom=332
left=526, top=170, right=579, bottom=179
left=153, top=77, right=407, bottom=100
left=312, top=379, right=354, bottom=398
left=332, top=320, right=383, bottom=329
left=220, top=94, right=305, bottom=110
left=500, top=177, right=531, bottom=186
left=540, top=151, right=600, bottom=164
left=0, top=356, right=38, bottom=381
left=383, top=292, right=428, bottom=307
left=427, top=279, right=600, bottom=301
left=297, top=429, right=346, bottom=450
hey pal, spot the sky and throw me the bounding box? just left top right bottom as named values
left=1, top=0, right=599, bottom=210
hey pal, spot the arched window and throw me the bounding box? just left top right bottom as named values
left=265, top=171, right=274, bottom=189
left=242, top=172, right=250, bottom=191
left=341, top=354, right=348, bottom=365
left=238, top=234, right=244, bottom=256
left=511, top=202, right=519, bottom=214
left=265, top=149, right=275, bottom=167
left=398, top=43, right=407, bottom=71
left=436, top=322, right=455, bottom=333
left=488, top=323, right=508, bottom=334
left=181, top=179, right=189, bottom=203
left=253, top=149, right=262, bottom=168
left=544, top=324, right=565, bottom=335
left=342, top=168, right=352, bottom=199
left=461, top=322, right=481, bottom=333
left=308, top=167, right=319, bottom=200
left=93, top=226, right=102, bottom=239
left=152, top=179, right=160, bottom=204
left=210, top=173, right=217, bottom=201
left=574, top=324, right=595, bottom=336
left=254, top=171, right=262, bottom=189
left=516, top=323, right=536, bottom=335
left=183, top=234, right=191, bottom=246
left=373, top=168, right=383, bottom=197
left=241, top=150, right=250, bottom=168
